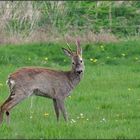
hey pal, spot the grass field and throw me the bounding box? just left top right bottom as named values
left=0, top=40, right=140, bottom=139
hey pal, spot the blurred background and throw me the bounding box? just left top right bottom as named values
left=0, top=1, right=140, bottom=44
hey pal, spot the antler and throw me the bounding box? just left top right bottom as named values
left=65, top=37, right=72, bottom=52
left=76, top=38, right=80, bottom=49
left=76, top=38, right=81, bottom=55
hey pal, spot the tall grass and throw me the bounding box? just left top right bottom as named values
left=0, top=1, right=140, bottom=44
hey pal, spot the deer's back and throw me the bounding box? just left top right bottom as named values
left=8, top=67, right=72, bottom=99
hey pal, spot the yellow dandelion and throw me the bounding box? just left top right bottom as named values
left=135, top=57, right=138, bottom=60
left=100, top=45, right=104, bottom=49
left=70, top=119, right=76, bottom=123
left=80, top=113, right=84, bottom=118
left=121, top=53, right=126, bottom=57
left=128, top=88, right=131, bottom=91
left=44, top=57, right=48, bottom=61
left=44, top=112, right=49, bottom=116
left=93, top=59, right=98, bottom=63
left=68, top=95, right=71, bottom=98
left=100, top=45, right=105, bottom=51
left=102, top=118, right=106, bottom=121
left=80, top=113, right=83, bottom=116
left=90, top=58, right=93, bottom=61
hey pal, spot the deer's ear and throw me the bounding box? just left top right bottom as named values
left=62, top=48, right=72, bottom=57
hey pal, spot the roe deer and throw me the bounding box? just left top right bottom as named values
left=0, top=39, right=84, bottom=125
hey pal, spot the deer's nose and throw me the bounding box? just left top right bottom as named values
left=77, top=70, right=83, bottom=74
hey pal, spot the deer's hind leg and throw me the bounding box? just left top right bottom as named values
left=0, top=96, right=11, bottom=124
left=0, top=89, right=27, bottom=125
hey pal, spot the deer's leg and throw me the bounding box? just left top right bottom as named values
left=1, top=90, right=27, bottom=124
left=57, top=99, right=68, bottom=122
left=53, top=99, right=60, bottom=121
left=6, top=111, right=10, bottom=125
left=0, top=95, right=12, bottom=125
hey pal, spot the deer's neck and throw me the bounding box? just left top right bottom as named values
left=67, top=70, right=83, bottom=89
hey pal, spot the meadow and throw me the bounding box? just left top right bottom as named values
left=0, top=39, right=140, bottom=139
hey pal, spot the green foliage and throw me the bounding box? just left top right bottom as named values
left=1, top=1, right=140, bottom=38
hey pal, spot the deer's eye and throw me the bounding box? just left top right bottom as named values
left=72, top=62, right=75, bottom=65
left=80, top=60, right=83, bottom=63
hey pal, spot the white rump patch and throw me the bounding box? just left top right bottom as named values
left=7, top=79, right=16, bottom=89
left=10, top=80, right=15, bottom=85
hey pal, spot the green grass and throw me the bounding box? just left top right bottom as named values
left=0, top=40, right=140, bottom=139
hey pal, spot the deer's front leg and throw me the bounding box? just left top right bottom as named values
left=56, top=99, right=68, bottom=122
left=53, top=99, right=60, bottom=121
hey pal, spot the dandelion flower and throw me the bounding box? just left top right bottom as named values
left=68, top=95, right=71, bottom=98
left=86, top=118, right=89, bottom=121
left=80, top=113, right=83, bottom=116
left=121, top=53, right=126, bottom=57
left=128, top=88, right=131, bottom=91
left=90, top=58, right=93, bottom=61
left=80, top=113, right=84, bottom=118
left=102, top=118, right=106, bottom=121
left=44, top=57, right=48, bottom=61
left=44, top=112, right=49, bottom=116
left=70, top=119, right=76, bottom=123
left=93, top=59, right=98, bottom=63
left=100, top=118, right=106, bottom=123
left=100, top=45, right=105, bottom=51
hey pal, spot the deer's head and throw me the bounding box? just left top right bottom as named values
left=62, top=39, right=84, bottom=75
